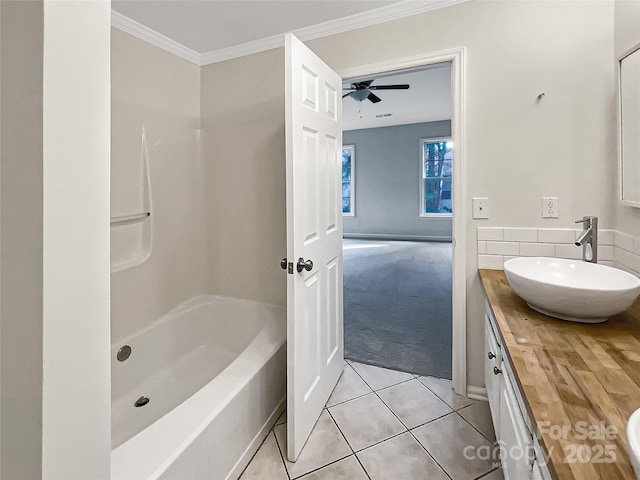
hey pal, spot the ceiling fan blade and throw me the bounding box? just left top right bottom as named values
left=342, top=92, right=352, bottom=98
left=369, top=84, right=410, bottom=90
left=367, top=92, right=382, bottom=103
left=353, top=80, right=374, bottom=89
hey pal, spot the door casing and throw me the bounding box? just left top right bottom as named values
left=337, top=47, right=467, bottom=395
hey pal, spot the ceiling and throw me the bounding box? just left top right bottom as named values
left=112, top=0, right=399, bottom=53
left=342, top=64, right=451, bottom=131
left=111, top=0, right=453, bottom=125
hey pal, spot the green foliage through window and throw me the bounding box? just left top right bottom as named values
left=423, top=140, right=453, bottom=214
left=342, top=146, right=354, bottom=214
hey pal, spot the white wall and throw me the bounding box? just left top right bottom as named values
left=42, top=1, right=111, bottom=477
left=197, top=1, right=614, bottom=388
left=306, top=0, right=615, bottom=388
left=614, top=0, right=640, bottom=236
left=0, top=1, right=43, bottom=477
left=200, top=49, right=287, bottom=306
left=343, top=121, right=452, bottom=240
left=111, top=29, right=206, bottom=344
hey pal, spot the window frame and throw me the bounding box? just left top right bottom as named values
left=342, top=144, right=356, bottom=217
left=419, top=136, right=453, bottom=218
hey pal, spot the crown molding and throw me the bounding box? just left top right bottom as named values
left=111, top=10, right=201, bottom=65
left=201, top=0, right=470, bottom=65
left=295, top=0, right=470, bottom=43
left=112, top=0, right=471, bottom=67
left=199, top=33, right=285, bottom=65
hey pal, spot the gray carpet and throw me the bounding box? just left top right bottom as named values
left=343, top=239, right=452, bottom=379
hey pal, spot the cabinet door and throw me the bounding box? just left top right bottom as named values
left=500, top=371, right=533, bottom=480
left=531, top=460, right=544, bottom=480
left=485, top=315, right=501, bottom=438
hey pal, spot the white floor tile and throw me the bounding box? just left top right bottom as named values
left=458, top=401, right=496, bottom=442
left=274, top=410, right=351, bottom=478
left=417, top=375, right=476, bottom=410
left=326, top=365, right=372, bottom=407
left=350, top=362, right=414, bottom=391
left=240, top=432, right=288, bottom=480
left=299, top=455, right=368, bottom=480
left=357, top=432, right=448, bottom=480
left=377, top=379, right=452, bottom=428
left=275, top=409, right=286, bottom=426
left=329, top=393, right=405, bottom=451
left=412, top=413, right=497, bottom=480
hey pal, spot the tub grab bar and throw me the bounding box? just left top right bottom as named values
left=110, top=212, right=150, bottom=225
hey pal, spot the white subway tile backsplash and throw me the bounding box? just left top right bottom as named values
left=615, top=248, right=640, bottom=275
left=503, top=228, right=537, bottom=242
left=519, top=242, right=555, bottom=257
left=478, top=255, right=504, bottom=270
left=538, top=229, right=576, bottom=244
left=486, top=241, right=520, bottom=256
left=599, top=229, right=614, bottom=246
left=555, top=244, right=582, bottom=260
left=475, top=226, right=640, bottom=275
left=615, top=231, right=634, bottom=252
left=616, top=263, right=640, bottom=278
left=598, top=245, right=614, bottom=262
left=477, top=228, right=504, bottom=241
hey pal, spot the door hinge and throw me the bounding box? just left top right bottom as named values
left=281, top=257, right=294, bottom=274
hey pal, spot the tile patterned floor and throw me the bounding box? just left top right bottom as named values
left=240, top=361, right=503, bottom=480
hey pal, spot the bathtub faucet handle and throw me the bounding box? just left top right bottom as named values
left=297, top=258, right=313, bottom=273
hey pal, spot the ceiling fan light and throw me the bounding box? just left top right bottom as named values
left=351, top=90, right=369, bottom=101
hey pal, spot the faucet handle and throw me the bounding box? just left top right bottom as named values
left=575, top=218, right=589, bottom=224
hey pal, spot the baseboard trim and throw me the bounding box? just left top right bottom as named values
left=226, top=397, right=286, bottom=480
left=467, top=385, right=488, bottom=401
left=343, top=233, right=452, bottom=242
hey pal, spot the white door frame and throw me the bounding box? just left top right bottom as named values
left=337, top=47, right=467, bottom=395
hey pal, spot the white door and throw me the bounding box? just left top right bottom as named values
left=285, top=33, right=344, bottom=462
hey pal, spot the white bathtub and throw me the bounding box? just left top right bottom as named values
left=111, top=295, right=286, bottom=479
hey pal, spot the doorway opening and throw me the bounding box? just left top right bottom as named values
left=339, top=54, right=464, bottom=388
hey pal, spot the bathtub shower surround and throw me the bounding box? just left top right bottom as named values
left=110, top=128, right=152, bottom=273
left=477, top=227, right=640, bottom=277
left=111, top=295, right=286, bottom=479
left=111, top=30, right=288, bottom=480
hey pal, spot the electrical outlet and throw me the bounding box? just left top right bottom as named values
left=542, top=197, right=559, bottom=218
left=472, top=197, right=490, bottom=219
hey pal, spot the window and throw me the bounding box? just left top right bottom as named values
left=420, top=138, right=453, bottom=216
left=342, top=145, right=355, bottom=216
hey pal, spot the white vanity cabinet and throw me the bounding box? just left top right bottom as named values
left=499, top=368, right=533, bottom=479
left=485, top=305, right=552, bottom=480
left=484, top=307, right=502, bottom=437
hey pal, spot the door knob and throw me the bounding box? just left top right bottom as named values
left=297, top=258, right=313, bottom=273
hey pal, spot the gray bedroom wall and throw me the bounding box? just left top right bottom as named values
left=343, top=120, right=452, bottom=241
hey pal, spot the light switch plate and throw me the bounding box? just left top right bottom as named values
left=542, top=197, right=559, bottom=218
left=472, top=197, right=490, bottom=219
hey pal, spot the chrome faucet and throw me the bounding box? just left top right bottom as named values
left=575, top=216, right=598, bottom=263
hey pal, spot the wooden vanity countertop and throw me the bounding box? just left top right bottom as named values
left=479, top=269, right=640, bottom=480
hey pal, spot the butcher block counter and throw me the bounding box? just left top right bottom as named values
left=480, top=269, right=640, bottom=480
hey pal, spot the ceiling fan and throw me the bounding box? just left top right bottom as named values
left=342, top=79, right=410, bottom=103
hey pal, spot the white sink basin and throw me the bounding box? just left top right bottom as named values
left=503, top=257, right=640, bottom=323
left=629, top=408, right=640, bottom=479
